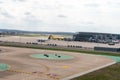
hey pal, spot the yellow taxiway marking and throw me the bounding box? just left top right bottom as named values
left=62, top=66, right=70, bottom=69
left=8, top=69, right=33, bottom=75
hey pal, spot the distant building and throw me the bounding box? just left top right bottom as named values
left=0, top=32, right=2, bottom=37
left=73, top=32, right=120, bottom=43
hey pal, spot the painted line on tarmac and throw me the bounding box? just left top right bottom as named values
left=8, top=69, right=59, bottom=80
left=8, top=69, right=33, bottom=75
left=61, top=62, right=116, bottom=80
left=38, top=63, right=50, bottom=73
left=7, top=64, right=59, bottom=80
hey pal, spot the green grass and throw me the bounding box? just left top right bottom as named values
left=0, top=42, right=120, bottom=57
left=71, top=63, right=120, bottom=80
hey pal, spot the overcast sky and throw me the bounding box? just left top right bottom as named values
left=0, top=0, right=120, bottom=33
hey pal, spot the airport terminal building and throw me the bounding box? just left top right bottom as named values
left=73, top=32, right=120, bottom=43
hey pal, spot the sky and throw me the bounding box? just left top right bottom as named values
left=0, top=0, right=120, bottom=33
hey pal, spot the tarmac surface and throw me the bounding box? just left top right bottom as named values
left=0, top=46, right=115, bottom=80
